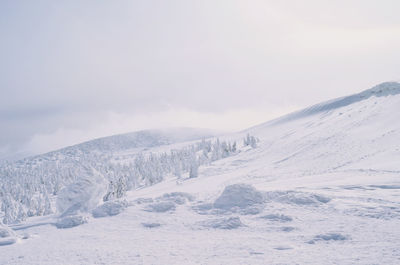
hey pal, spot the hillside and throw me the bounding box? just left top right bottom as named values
left=1, top=82, right=400, bottom=264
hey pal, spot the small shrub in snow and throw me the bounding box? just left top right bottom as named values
left=92, top=201, right=127, bottom=218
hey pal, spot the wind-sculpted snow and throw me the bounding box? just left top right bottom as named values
left=57, top=172, right=108, bottom=217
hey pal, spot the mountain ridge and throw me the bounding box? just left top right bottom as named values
left=247, top=81, right=400, bottom=130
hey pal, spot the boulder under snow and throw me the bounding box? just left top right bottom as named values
left=55, top=215, right=88, bottom=229
left=213, top=184, right=264, bottom=210
left=92, top=200, right=127, bottom=218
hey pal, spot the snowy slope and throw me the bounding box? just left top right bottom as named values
left=1, top=82, right=400, bottom=265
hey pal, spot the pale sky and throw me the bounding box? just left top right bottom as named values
left=1, top=0, right=400, bottom=159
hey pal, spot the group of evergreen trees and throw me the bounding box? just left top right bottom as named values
left=0, top=135, right=258, bottom=224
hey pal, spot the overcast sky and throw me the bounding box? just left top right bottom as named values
left=1, top=0, right=400, bottom=159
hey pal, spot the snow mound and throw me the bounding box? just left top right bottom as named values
left=57, top=173, right=107, bottom=217
left=260, top=214, right=293, bottom=222
left=92, top=201, right=127, bottom=218
left=142, top=222, right=161, bottom=228
left=144, top=201, right=176, bottom=213
left=55, top=215, right=88, bottom=229
left=265, top=191, right=330, bottom=205
left=158, top=192, right=195, bottom=205
left=308, top=233, right=348, bottom=244
left=202, top=217, right=243, bottom=229
left=213, top=184, right=264, bottom=210
left=0, top=223, right=17, bottom=246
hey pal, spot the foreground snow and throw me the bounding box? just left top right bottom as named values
left=1, top=82, right=400, bottom=264
left=2, top=167, right=399, bottom=264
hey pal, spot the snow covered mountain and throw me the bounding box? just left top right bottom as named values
left=1, top=82, right=400, bottom=264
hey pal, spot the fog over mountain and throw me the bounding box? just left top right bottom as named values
left=1, top=0, right=400, bottom=160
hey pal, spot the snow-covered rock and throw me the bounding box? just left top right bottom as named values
left=92, top=201, right=127, bottom=218
left=55, top=215, right=88, bottom=229
left=213, top=184, right=264, bottom=210
left=202, top=217, right=243, bottom=229
left=144, top=201, right=176, bottom=213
